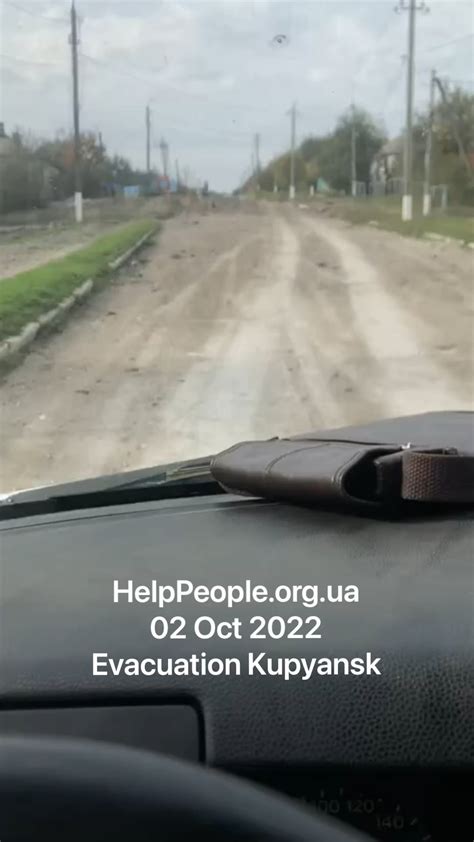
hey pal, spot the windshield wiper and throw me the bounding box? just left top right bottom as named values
left=0, top=457, right=224, bottom=520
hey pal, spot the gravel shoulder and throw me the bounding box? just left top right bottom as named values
left=0, top=204, right=472, bottom=492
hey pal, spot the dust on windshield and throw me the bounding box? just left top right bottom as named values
left=0, top=0, right=473, bottom=493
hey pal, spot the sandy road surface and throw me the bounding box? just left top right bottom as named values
left=1, top=203, right=472, bottom=492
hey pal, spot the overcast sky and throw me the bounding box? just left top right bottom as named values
left=1, top=0, right=472, bottom=190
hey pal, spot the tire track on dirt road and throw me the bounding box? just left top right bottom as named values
left=300, top=212, right=466, bottom=418
left=97, top=231, right=267, bottom=474
left=281, top=213, right=387, bottom=426
left=1, top=205, right=471, bottom=494
left=140, top=208, right=390, bottom=457
left=330, top=222, right=473, bottom=400
left=140, top=210, right=306, bottom=463
left=0, top=217, right=267, bottom=490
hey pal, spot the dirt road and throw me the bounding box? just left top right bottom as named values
left=1, top=203, right=472, bottom=492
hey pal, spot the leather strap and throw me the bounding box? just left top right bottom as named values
left=374, top=448, right=474, bottom=504
left=402, top=450, right=474, bottom=503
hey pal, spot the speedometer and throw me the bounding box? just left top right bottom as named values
left=236, top=769, right=471, bottom=841
left=300, top=785, right=432, bottom=841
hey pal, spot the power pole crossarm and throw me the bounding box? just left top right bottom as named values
left=70, top=1, right=82, bottom=223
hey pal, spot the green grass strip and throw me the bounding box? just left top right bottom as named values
left=334, top=200, right=474, bottom=242
left=0, top=218, right=158, bottom=342
left=298, top=194, right=474, bottom=242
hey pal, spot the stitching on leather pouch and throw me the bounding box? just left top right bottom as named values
left=264, top=443, right=329, bottom=483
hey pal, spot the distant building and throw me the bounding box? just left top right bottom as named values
left=371, top=137, right=403, bottom=184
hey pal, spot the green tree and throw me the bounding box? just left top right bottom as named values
left=272, top=153, right=307, bottom=190
left=413, top=86, right=474, bottom=203
left=314, top=108, right=386, bottom=193
left=0, top=129, right=48, bottom=212
left=246, top=108, right=385, bottom=196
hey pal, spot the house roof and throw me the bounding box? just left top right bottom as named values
left=376, top=137, right=403, bottom=158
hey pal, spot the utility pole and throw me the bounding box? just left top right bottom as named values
left=146, top=105, right=151, bottom=173
left=351, top=103, right=357, bottom=198
left=254, top=133, right=260, bottom=189
left=395, top=0, right=429, bottom=221
left=422, top=69, right=436, bottom=216
left=175, top=158, right=180, bottom=189
left=160, top=138, right=169, bottom=178
left=69, top=1, right=82, bottom=223
left=288, top=102, right=296, bottom=200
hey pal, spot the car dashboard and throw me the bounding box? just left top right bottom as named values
left=1, top=492, right=472, bottom=841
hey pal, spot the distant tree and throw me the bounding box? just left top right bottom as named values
left=413, top=86, right=474, bottom=203
left=313, top=108, right=386, bottom=193
left=36, top=132, right=108, bottom=198
left=305, top=156, right=320, bottom=186
left=0, top=128, right=46, bottom=212
left=244, top=108, right=385, bottom=195
left=272, top=152, right=307, bottom=190
left=0, top=125, right=151, bottom=212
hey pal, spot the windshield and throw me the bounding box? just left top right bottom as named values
left=0, top=0, right=473, bottom=494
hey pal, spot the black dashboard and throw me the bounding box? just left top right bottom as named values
left=233, top=768, right=472, bottom=840
left=1, top=489, right=473, bottom=841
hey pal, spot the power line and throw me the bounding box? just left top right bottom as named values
left=444, top=78, right=474, bottom=86
left=419, top=32, right=474, bottom=53
left=79, top=52, right=155, bottom=85
left=80, top=51, right=167, bottom=86
left=0, top=52, right=63, bottom=67
left=381, top=59, right=406, bottom=110
left=354, top=10, right=401, bottom=83
left=3, top=0, right=68, bottom=25
left=80, top=52, right=275, bottom=116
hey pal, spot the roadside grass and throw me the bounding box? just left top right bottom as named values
left=0, top=218, right=158, bottom=342
left=254, top=189, right=474, bottom=242
left=313, top=195, right=474, bottom=243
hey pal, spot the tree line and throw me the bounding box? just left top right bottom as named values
left=0, top=129, right=150, bottom=213
left=245, top=87, right=473, bottom=204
